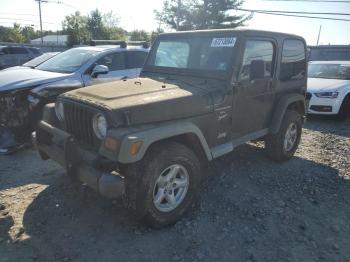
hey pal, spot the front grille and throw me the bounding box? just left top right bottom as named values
left=310, top=105, right=332, bottom=112
left=306, top=92, right=312, bottom=100
left=63, top=102, right=96, bottom=148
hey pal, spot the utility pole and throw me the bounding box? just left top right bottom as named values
left=316, top=25, right=322, bottom=46
left=35, top=0, right=49, bottom=45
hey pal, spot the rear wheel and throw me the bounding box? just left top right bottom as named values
left=265, top=110, right=302, bottom=162
left=125, top=141, right=200, bottom=228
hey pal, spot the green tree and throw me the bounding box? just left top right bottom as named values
left=103, top=11, right=127, bottom=40
left=156, top=0, right=251, bottom=31
left=7, top=23, right=26, bottom=43
left=87, top=9, right=107, bottom=40
left=21, top=26, right=39, bottom=43
left=155, top=0, right=195, bottom=31
left=0, top=26, right=11, bottom=42
left=62, top=11, right=90, bottom=46
left=129, top=30, right=150, bottom=42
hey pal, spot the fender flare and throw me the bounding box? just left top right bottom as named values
left=269, top=94, right=306, bottom=134
left=117, top=121, right=213, bottom=164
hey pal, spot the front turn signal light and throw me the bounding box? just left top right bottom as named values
left=130, top=141, right=143, bottom=156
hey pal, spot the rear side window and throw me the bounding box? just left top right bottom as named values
left=96, top=52, right=125, bottom=71
left=280, top=39, right=306, bottom=81
left=125, top=51, right=147, bottom=68
left=9, top=47, right=29, bottom=54
left=239, top=40, right=274, bottom=81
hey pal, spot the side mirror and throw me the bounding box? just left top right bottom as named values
left=91, top=64, right=109, bottom=78
left=250, top=60, right=266, bottom=81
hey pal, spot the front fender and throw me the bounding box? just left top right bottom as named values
left=114, top=121, right=212, bottom=164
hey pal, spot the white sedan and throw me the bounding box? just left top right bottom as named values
left=307, top=61, right=350, bottom=120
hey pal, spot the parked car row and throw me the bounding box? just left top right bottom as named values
left=0, top=41, right=149, bottom=153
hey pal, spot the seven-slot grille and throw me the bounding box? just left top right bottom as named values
left=63, top=102, right=96, bottom=148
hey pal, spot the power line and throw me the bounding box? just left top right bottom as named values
left=260, top=0, right=350, bottom=2
left=0, top=17, right=59, bottom=25
left=237, top=9, right=350, bottom=16
left=0, top=13, right=38, bottom=17
left=237, top=8, right=350, bottom=21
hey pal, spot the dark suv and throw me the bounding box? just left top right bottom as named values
left=0, top=45, right=42, bottom=69
left=35, top=29, right=307, bottom=228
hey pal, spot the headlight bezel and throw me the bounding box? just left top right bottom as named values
left=55, top=100, right=65, bottom=121
left=314, top=91, right=339, bottom=99
left=92, top=113, right=108, bottom=140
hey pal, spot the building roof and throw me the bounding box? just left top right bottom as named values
left=31, top=35, right=68, bottom=43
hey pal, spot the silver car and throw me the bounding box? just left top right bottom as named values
left=0, top=42, right=149, bottom=153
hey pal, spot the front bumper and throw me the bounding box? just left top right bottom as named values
left=307, top=94, right=342, bottom=115
left=34, top=120, right=125, bottom=199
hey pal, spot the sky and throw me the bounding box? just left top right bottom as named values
left=0, top=0, right=350, bottom=45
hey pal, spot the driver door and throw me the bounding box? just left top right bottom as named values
left=83, top=52, right=128, bottom=86
left=231, top=38, right=277, bottom=138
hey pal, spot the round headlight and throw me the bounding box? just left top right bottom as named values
left=93, top=113, right=107, bottom=139
left=55, top=101, right=64, bottom=121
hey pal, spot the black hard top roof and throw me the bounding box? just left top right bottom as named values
left=159, top=28, right=304, bottom=41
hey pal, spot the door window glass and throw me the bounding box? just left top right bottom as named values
left=239, top=40, right=274, bottom=81
left=96, top=52, right=125, bottom=71
left=125, top=51, right=147, bottom=69
left=280, top=39, right=306, bottom=81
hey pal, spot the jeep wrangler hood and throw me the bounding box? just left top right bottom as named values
left=64, top=77, right=214, bottom=124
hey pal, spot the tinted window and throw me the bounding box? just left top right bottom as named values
left=29, top=48, right=41, bottom=54
left=280, top=40, right=306, bottom=81
left=125, top=51, right=147, bottom=68
left=96, top=52, right=125, bottom=71
left=0, top=47, right=10, bottom=54
left=9, top=47, right=28, bottom=54
left=239, top=40, right=274, bottom=81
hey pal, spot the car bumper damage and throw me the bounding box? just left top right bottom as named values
left=34, top=120, right=125, bottom=199
left=0, top=90, right=32, bottom=153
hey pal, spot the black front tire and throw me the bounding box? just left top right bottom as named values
left=124, top=141, right=200, bottom=228
left=265, top=110, right=302, bottom=162
left=336, top=95, right=350, bottom=121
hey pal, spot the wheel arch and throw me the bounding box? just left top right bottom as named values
left=117, top=122, right=213, bottom=164
left=269, top=94, right=306, bottom=134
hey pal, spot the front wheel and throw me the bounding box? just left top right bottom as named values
left=125, top=141, right=200, bottom=228
left=265, top=110, right=302, bottom=162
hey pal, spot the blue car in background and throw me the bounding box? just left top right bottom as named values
left=0, top=41, right=149, bottom=154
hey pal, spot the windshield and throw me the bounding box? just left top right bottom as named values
left=145, top=35, right=236, bottom=73
left=23, top=53, right=58, bottom=68
left=308, top=63, right=350, bottom=80
left=36, top=48, right=99, bottom=73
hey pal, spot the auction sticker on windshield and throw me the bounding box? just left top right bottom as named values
left=211, top=37, right=236, bottom=47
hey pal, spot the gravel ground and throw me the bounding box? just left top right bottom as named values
left=0, top=116, right=350, bottom=262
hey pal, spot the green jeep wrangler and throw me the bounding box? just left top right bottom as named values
left=35, top=29, right=307, bottom=228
